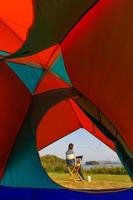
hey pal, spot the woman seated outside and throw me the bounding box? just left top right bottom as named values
left=66, top=143, right=85, bottom=180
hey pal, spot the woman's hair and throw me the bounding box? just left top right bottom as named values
left=68, top=143, right=74, bottom=150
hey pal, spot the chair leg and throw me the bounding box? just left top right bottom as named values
left=67, top=167, right=77, bottom=182
left=67, top=166, right=84, bottom=182
left=76, top=171, right=84, bottom=181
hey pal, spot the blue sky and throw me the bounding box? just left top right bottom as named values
left=39, top=128, right=120, bottom=162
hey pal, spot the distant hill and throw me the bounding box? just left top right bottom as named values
left=85, top=160, right=122, bottom=165
left=85, top=161, right=99, bottom=165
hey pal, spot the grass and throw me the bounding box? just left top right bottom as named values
left=47, top=172, right=133, bottom=190
left=41, top=155, right=133, bottom=190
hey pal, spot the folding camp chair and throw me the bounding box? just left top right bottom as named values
left=67, top=164, right=84, bottom=182
left=67, top=157, right=84, bottom=182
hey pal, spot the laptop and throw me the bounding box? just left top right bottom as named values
left=76, top=155, right=83, bottom=162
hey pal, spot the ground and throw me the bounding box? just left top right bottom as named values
left=48, top=172, right=133, bottom=190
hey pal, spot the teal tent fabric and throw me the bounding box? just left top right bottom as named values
left=7, top=62, right=44, bottom=93
left=0, top=116, right=60, bottom=188
left=0, top=51, right=9, bottom=56
left=51, top=54, right=71, bottom=83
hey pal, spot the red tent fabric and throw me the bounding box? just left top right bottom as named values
left=0, top=0, right=132, bottom=181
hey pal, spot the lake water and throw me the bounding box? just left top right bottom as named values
left=82, top=163, right=122, bottom=169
